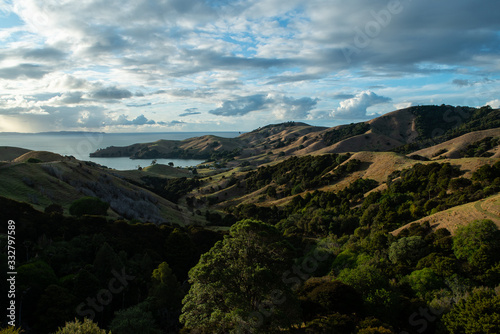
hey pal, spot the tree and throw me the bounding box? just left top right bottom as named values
left=148, top=262, right=183, bottom=311
left=54, top=318, right=110, bottom=334
left=35, top=285, right=76, bottom=333
left=180, top=220, right=300, bottom=333
left=442, top=287, right=500, bottom=334
left=453, top=219, right=500, bottom=270
left=93, top=242, right=123, bottom=282
left=109, top=302, right=161, bottom=334
left=69, top=197, right=109, bottom=217
left=405, top=268, right=444, bottom=299
left=388, top=236, right=428, bottom=266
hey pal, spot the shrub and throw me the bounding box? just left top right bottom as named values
left=69, top=197, right=109, bottom=217
left=54, top=318, right=109, bottom=334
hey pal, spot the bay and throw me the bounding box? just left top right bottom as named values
left=0, top=131, right=240, bottom=170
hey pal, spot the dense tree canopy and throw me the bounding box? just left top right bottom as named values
left=180, top=220, right=300, bottom=333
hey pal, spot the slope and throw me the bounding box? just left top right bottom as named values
left=392, top=193, right=500, bottom=235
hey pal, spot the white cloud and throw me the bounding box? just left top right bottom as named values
left=331, top=91, right=391, bottom=120
left=485, top=99, right=500, bottom=109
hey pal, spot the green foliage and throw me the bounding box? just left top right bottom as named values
left=0, top=328, right=24, bottom=334
left=303, top=313, right=357, bottom=334
left=35, top=285, right=76, bottom=333
left=109, top=302, right=161, bottom=334
left=395, top=105, right=500, bottom=153
left=17, top=260, right=58, bottom=292
left=388, top=236, right=428, bottom=266
left=453, top=219, right=500, bottom=270
left=93, top=242, right=123, bottom=281
left=54, top=318, right=110, bottom=334
left=243, top=153, right=355, bottom=194
left=441, top=287, right=500, bottom=334
left=148, top=262, right=183, bottom=311
left=298, top=278, right=363, bottom=320
left=322, top=122, right=370, bottom=146
left=337, top=264, right=388, bottom=298
left=405, top=268, right=444, bottom=299
left=180, top=220, right=300, bottom=333
left=139, top=176, right=201, bottom=204
left=69, top=196, right=109, bottom=217
left=461, top=136, right=499, bottom=157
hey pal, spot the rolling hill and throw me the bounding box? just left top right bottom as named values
left=1, top=104, right=499, bottom=232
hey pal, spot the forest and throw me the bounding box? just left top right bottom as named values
left=1, top=154, right=499, bottom=334
left=1, top=106, right=500, bottom=333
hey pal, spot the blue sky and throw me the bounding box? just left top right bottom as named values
left=0, top=0, right=499, bottom=132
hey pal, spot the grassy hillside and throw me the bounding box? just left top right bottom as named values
left=393, top=193, right=500, bottom=235
left=0, top=160, right=203, bottom=226
left=0, top=146, right=31, bottom=161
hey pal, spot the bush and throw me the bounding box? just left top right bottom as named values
left=54, top=318, right=109, bottom=334
left=69, top=197, right=109, bottom=217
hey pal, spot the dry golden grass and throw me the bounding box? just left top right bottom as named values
left=13, top=151, right=66, bottom=163
left=412, top=128, right=500, bottom=159
left=393, top=193, right=500, bottom=235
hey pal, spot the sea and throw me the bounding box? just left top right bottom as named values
left=0, top=132, right=241, bottom=170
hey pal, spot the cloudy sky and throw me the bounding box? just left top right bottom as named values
left=0, top=0, right=499, bottom=132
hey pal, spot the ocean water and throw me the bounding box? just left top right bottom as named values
left=0, top=132, right=240, bottom=170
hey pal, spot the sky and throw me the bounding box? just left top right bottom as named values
left=0, top=0, right=499, bottom=133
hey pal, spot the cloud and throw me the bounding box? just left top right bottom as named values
left=111, top=114, right=156, bottom=126
left=23, top=47, right=66, bottom=61
left=89, top=86, right=133, bottom=100
left=179, top=108, right=202, bottom=117
left=0, top=63, right=49, bottom=79
left=452, top=79, right=474, bottom=87
left=2, top=0, right=500, bottom=132
left=331, top=91, right=391, bottom=119
left=273, top=96, right=319, bottom=119
left=210, top=94, right=269, bottom=116
left=210, top=94, right=318, bottom=119
left=485, top=99, right=500, bottom=109
left=126, top=102, right=152, bottom=107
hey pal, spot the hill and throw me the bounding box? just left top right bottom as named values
left=0, top=146, right=32, bottom=161
left=0, top=159, right=203, bottom=225
left=89, top=106, right=500, bottom=167
left=392, top=193, right=500, bottom=235
left=13, top=150, right=68, bottom=163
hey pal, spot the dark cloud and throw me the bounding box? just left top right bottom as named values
left=0, top=64, right=49, bottom=79
left=23, top=47, right=66, bottom=61
left=210, top=94, right=318, bottom=119
left=266, top=73, right=325, bottom=85
left=126, top=102, right=152, bottom=107
left=452, top=79, right=473, bottom=87
left=452, top=78, right=495, bottom=87
left=89, top=86, right=133, bottom=100
left=331, top=93, right=356, bottom=100
left=179, top=108, right=201, bottom=117
left=210, top=94, right=269, bottom=116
